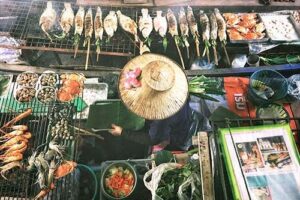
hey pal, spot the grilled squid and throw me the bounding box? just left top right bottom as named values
left=39, top=1, right=56, bottom=42
left=56, top=3, right=74, bottom=38
left=153, top=10, right=168, bottom=51
left=117, top=10, right=138, bottom=42
left=103, top=11, right=118, bottom=41
left=139, top=8, right=153, bottom=46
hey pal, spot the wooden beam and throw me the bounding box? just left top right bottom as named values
left=0, top=63, right=120, bottom=77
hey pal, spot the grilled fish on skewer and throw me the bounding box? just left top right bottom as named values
left=39, top=1, right=56, bottom=42
left=167, top=9, right=185, bottom=69
left=179, top=7, right=190, bottom=59
left=56, top=3, right=74, bottom=38
left=84, top=8, right=93, bottom=71
left=117, top=10, right=139, bottom=42
left=139, top=8, right=153, bottom=41
left=153, top=10, right=168, bottom=51
left=74, top=6, right=85, bottom=58
left=166, top=9, right=178, bottom=37
left=214, top=8, right=230, bottom=65
left=187, top=6, right=200, bottom=57
left=94, top=7, right=103, bottom=61
left=199, top=10, right=211, bottom=64
left=104, top=11, right=118, bottom=41
left=210, top=13, right=218, bottom=65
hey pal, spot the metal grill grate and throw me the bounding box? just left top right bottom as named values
left=24, top=0, right=137, bottom=56
left=0, top=75, right=81, bottom=199
left=0, top=0, right=31, bottom=39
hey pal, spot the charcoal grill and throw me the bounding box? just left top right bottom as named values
left=0, top=75, right=81, bottom=199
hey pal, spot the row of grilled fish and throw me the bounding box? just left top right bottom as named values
left=39, top=2, right=229, bottom=63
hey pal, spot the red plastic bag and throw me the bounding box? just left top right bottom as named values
left=224, top=77, right=256, bottom=118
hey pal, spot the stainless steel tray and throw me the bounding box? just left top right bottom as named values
left=259, top=13, right=300, bottom=43
left=290, top=12, right=300, bottom=37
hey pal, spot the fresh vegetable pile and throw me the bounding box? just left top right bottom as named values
left=260, top=54, right=300, bottom=66
left=189, top=75, right=225, bottom=102
left=156, top=161, right=202, bottom=200
left=105, top=166, right=135, bottom=198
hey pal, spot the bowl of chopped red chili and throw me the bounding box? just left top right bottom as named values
left=101, top=161, right=137, bottom=199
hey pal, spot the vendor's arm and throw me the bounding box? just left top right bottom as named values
left=109, top=124, right=153, bottom=146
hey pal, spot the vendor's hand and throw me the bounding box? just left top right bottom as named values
left=108, top=124, right=123, bottom=136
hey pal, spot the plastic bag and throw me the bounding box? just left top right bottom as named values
left=0, top=36, right=25, bottom=64
left=143, top=163, right=181, bottom=200
left=177, top=173, right=202, bottom=200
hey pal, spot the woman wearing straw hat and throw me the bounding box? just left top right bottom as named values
left=108, top=54, right=199, bottom=151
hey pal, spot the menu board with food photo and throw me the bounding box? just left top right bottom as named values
left=219, top=124, right=300, bottom=200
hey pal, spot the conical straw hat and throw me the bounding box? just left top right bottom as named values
left=119, top=53, right=188, bottom=120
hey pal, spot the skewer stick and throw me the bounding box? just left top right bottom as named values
left=206, top=47, right=210, bottom=64
left=174, top=37, right=185, bottom=69
left=195, top=38, right=200, bottom=57
left=222, top=42, right=230, bottom=66
left=96, top=44, right=100, bottom=62
left=213, top=46, right=218, bottom=66
left=74, top=45, right=79, bottom=58
left=85, top=38, right=91, bottom=70
left=186, top=46, right=190, bottom=59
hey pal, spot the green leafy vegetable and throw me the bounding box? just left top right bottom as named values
left=163, top=37, right=168, bottom=52
left=156, top=161, right=202, bottom=200
left=188, top=75, right=225, bottom=102
left=260, top=54, right=300, bottom=65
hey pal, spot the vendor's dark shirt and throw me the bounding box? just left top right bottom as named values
left=121, top=103, right=193, bottom=150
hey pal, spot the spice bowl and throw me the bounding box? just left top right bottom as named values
left=16, top=71, right=39, bottom=88
left=14, top=87, right=36, bottom=103
left=36, top=86, right=57, bottom=104
left=38, top=71, right=59, bottom=87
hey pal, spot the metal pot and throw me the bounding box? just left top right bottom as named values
left=100, top=161, right=138, bottom=200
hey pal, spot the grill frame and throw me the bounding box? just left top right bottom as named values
left=0, top=74, right=82, bottom=199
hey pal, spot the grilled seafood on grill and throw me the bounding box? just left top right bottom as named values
left=94, top=7, right=104, bottom=62
left=210, top=13, right=219, bottom=65
left=84, top=8, right=93, bottom=71
left=214, top=8, right=230, bottom=65
left=0, top=161, right=22, bottom=179
left=117, top=10, right=139, bottom=42
left=167, top=8, right=185, bottom=69
left=153, top=10, right=168, bottom=51
left=104, top=11, right=118, bottom=41
left=49, top=140, right=65, bottom=158
left=74, top=6, right=85, bottom=58
left=39, top=1, right=56, bottom=42
left=187, top=6, right=200, bottom=57
left=224, top=13, right=266, bottom=41
left=178, top=7, right=190, bottom=58
left=54, top=160, right=77, bottom=179
left=56, top=2, right=74, bottom=38
left=139, top=8, right=153, bottom=46
left=199, top=10, right=211, bottom=63
left=153, top=10, right=168, bottom=38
